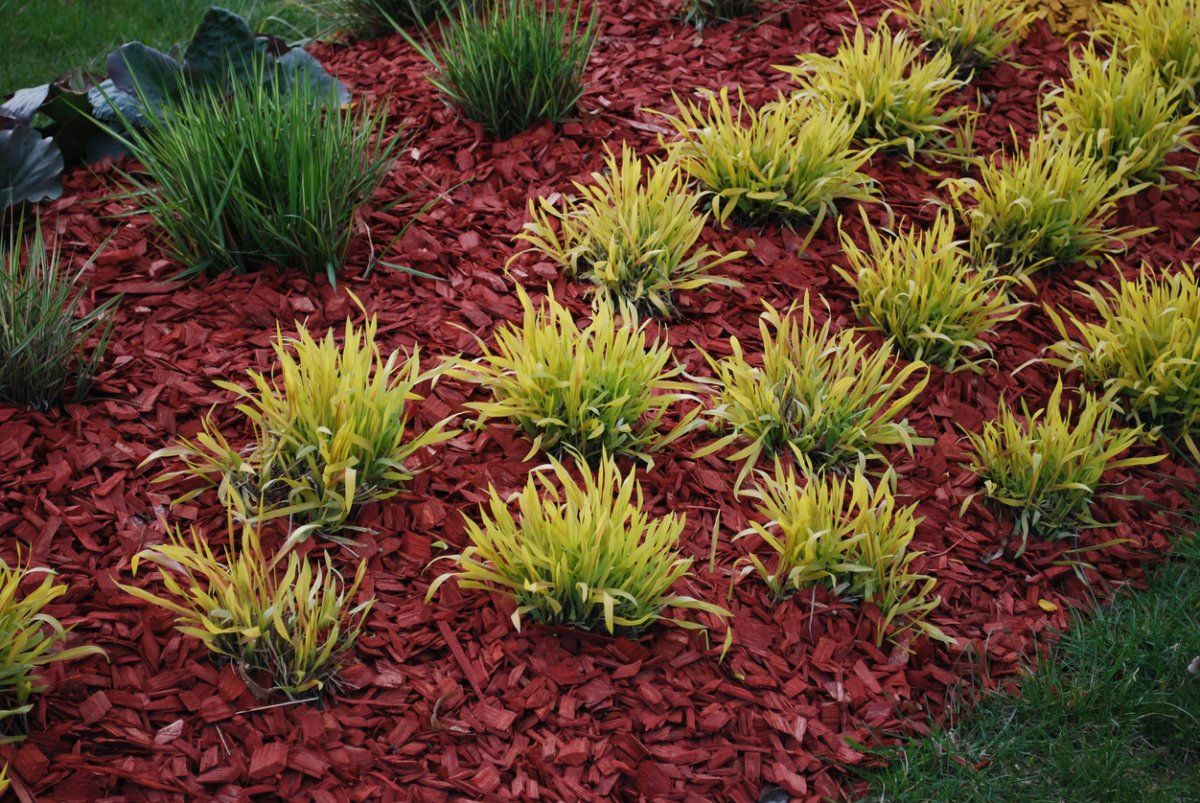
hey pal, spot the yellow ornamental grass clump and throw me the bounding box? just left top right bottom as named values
left=145, top=298, right=457, bottom=537
left=120, top=518, right=374, bottom=699
left=1095, top=0, right=1200, bottom=102
left=837, top=210, right=1024, bottom=372
left=0, top=559, right=105, bottom=741
left=895, top=0, right=1035, bottom=70
left=447, top=287, right=704, bottom=465
left=513, top=143, right=743, bottom=317
left=1045, top=264, right=1200, bottom=457
left=943, top=133, right=1148, bottom=278
left=738, top=459, right=952, bottom=646
left=1042, top=47, right=1197, bottom=186
left=779, top=23, right=968, bottom=156
left=962, top=381, right=1163, bottom=555
left=655, top=87, right=878, bottom=229
left=696, top=297, right=932, bottom=487
left=427, top=456, right=730, bottom=636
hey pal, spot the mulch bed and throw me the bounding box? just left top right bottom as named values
left=2, top=0, right=1198, bottom=800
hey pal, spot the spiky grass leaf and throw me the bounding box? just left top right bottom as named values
left=1094, top=0, right=1200, bottom=103
left=428, top=455, right=730, bottom=636
left=513, top=143, right=743, bottom=315
left=447, top=286, right=704, bottom=465
left=895, top=0, right=1035, bottom=70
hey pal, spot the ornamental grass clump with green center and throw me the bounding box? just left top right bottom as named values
left=0, top=559, right=105, bottom=741
left=447, top=287, right=704, bottom=465
left=943, top=134, right=1147, bottom=278
left=1045, top=264, right=1200, bottom=458
left=406, top=0, right=599, bottom=138
left=144, top=300, right=457, bottom=536
left=0, top=217, right=119, bottom=409
left=738, top=459, right=952, bottom=646
left=120, top=517, right=373, bottom=699
left=1042, top=47, right=1196, bottom=185
left=836, top=209, right=1024, bottom=372
left=654, top=88, right=878, bottom=230
left=962, top=381, right=1163, bottom=555
left=779, top=23, right=968, bottom=156
left=427, top=456, right=730, bottom=635
left=894, top=0, right=1035, bottom=71
left=1094, top=0, right=1200, bottom=103
left=696, top=297, right=931, bottom=487
left=117, top=71, right=397, bottom=282
left=513, top=144, right=744, bottom=316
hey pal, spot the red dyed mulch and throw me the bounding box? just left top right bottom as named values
left=3, top=0, right=1198, bottom=800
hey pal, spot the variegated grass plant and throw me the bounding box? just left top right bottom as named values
left=696, top=296, right=931, bottom=487
left=942, top=134, right=1148, bottom=278
left=737, top=458, right=952, bottom=646
left=427, top=456, right=730, bottom=636
left=1045, top=264, right=1200, bottom=458
left=779, top=23, right=968, bottom=156
left=654, top=88, right=878, bottom=231
left=836, top=209, right=1024, bottom=372
left=120, top=517, right=373, bottom=698
left=0, top=217, right=119, bottom=409
left=144, top=300, right=456, bottom=537
left=1094, top=0, right=1200, bottom=103
left=0, top=559, right=105, bottom=741
left=962, top=381, right=1163, bottom=555
left=512, top=143, right=743, bottom=316
left=895, top=0, right=1035, bottom=71
left=1042, top=47, right=1197, bottom=186
left=447, top=286, right=704, bottom=465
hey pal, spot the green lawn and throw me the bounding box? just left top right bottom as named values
left=858, top=534, right=1200, bottom=802
left=0, top=0, right=318, bottom=94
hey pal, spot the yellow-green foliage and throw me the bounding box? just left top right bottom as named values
left=895, top=0, right=1035, bottom=69
left=448, top=287, right=703, bottom=464
left=696, top=297, right=931, bottom=486
left=1042, top=47, right=1196, bottom=185
left=145, top=302, right=456, bottom=536
left=1095, top=0, right=1200, bottom=101
left=836, top=210, right=1024, bottom=372
left=427, top=456, right=730, bottom=635
left=1045, top=264, right=1200, bottom=457
left=962, top=381, right=1162, bottom=554
left=943, top=134, right=1145, bottom=277
left=0, top=559, right=104, bottom=740
left=121, top=518, right=373, bottom=698
left=513, top=143, right=742, bottom=316
left=655, top=88, right=878, bottom=227
left=780, top=23, right=968, bottom=155
left=738, top=459, right=951, bottom=646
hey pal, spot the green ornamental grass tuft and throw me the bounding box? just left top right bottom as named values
left=942, top=133, right=1148, bottom=277
left=513, top=143, right=744, bottom=316
left=115, top=69, right=397, bottom=282
left=779, top=23, right=968, bottom=155
left=427, top=455, right=730, bottom=636
left=406, top=0, right=599, bottom=139
left=1045, top=264, right=1200, bottom=458
left=738, top=458, right=952, bottom=646
left=836, top=209, right=1024, bottom=372
left=696, top=296, right=931, bottom=487
left=961, top=380, right=1162, bottom=555
left=895, top=0, right=1035, bottom=70
left=1094, top=0, right=1200, bottom=102
left=655, top=88, right=878, bottom=229
left=447, top=286, right=705, bottom=465
left=0, top=218, right=119, bottom=409
left=1042, top=47, right=1197, bottom=185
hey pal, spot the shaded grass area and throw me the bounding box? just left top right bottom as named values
left=858, top=535, right=1200, bottom=802
left=0, top=0, right=319, bottom=94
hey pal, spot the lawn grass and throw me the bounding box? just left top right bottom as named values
left=857, top=534, right=1200, bottom=802
left=0, top=0, right=320, bottom=94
